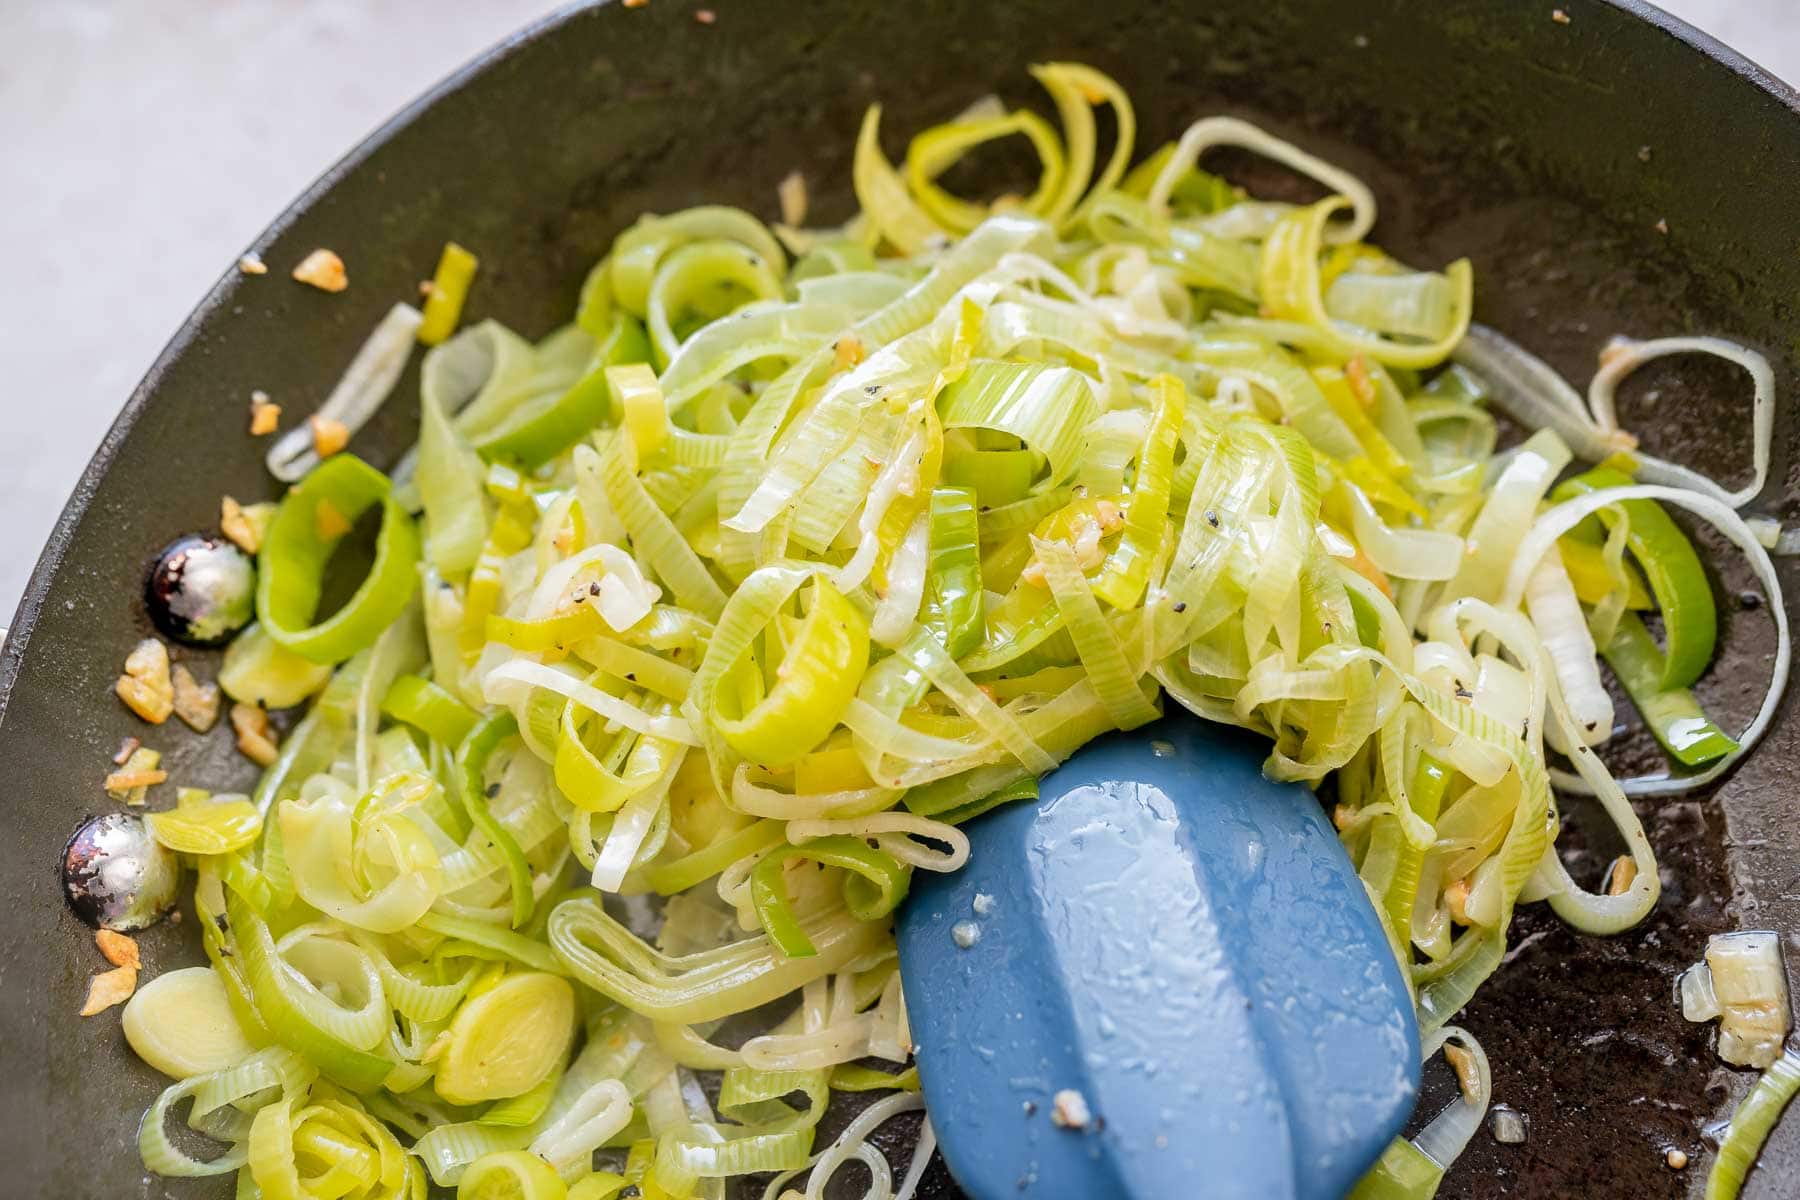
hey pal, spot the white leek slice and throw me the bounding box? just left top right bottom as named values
left=123, top=967, right=256, bottom=1080
left=266, top=303, right=423, bottom=482
left=436, top=972, right=577, bottom=1105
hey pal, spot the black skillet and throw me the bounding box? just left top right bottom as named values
left=2, top=1, right=1797, bottom=1196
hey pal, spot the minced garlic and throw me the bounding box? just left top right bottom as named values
left=221, top=496, right=276, bottom=555
left=778, top=171, right=809, bottom=227
left=310, top=414, right=350, bottom=459
left=249, top=392, right=281, bottom=436
left=231, top=703, right=280, bottom=767
left=115, top=637, right=174, bottom=724
left=292, top=248, right=348, bottom=293
left=103, top=766, right=167, bottom=792
left=1050, top=1088, right=1093, bottom=1130
left=314, top=498, right=352, bottom=541
left=171, top=663, right=221, bottom=733
left=80, top=965, right=138, bottom=1016
left=96, top=929, right=140, bottom=970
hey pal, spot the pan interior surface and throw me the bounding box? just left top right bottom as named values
left=1, top=2, right=1797, bottom=1197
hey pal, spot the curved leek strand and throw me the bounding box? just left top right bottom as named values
left=1261, top=197, right=1472, bottom=369
left=257, top=455, right=422, bottom=665
left=750, top=837, right=911, bottom=958
left=1706, top=1048, right=1800, bottom=1200
left=456, top=712, right=536, bottom=929
left=548, top=896, right=888, bottom=1023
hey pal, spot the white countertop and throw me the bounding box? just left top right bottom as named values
left=0, top=0, right=1792, bottom=618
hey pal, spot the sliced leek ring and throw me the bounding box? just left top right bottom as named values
left=122, top=966, right=257, bottom=1079
left=435, top=972, right=575, bottom=1106
left=458, top=1150, right=568, bottom=1200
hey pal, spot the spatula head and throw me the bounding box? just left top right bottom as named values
left=897, top=715, right=1419, bottom=1200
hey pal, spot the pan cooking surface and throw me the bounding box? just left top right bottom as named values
left=1, top=2, right=1796, bottom=1196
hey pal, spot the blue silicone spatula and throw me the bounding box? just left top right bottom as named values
left=896, top=713, right=1420, bottom=1200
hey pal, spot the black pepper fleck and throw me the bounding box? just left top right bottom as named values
left=1205, top=509, right=1220, bottom=528
left=485, top=782, right=501, bottom=798
left=1173, top=601, right=1187, bottom=613
left=1740, top=590, right=1763, bottom=610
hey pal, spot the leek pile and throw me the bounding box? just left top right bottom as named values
left=127, top=64, right=1788, bottom=1200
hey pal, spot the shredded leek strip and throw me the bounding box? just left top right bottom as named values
left=1706, top=1048, right=1800, bottom=1200
left=904, top=107, right=1065, bottom=233
left=750, top=837, right=911, bottom=958
left=267, top=303, right=426, bottom=483
left=549, top=897, right=887, bottom=1023
left=854, top=105, right=951, bottom=254
left=1261, top=197, right=1473, bottom=369
left=1030, top=62, right=1137, bottom=228
left=128, top=63, right=1795, bottom=1200
left=1148, top=116, right=1377, bottom=242
left=418, top=242, right=480, bottom=347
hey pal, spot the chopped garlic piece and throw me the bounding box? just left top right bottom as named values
left=115, top=637, right=174, bottom=723
left=103, top=767, right=168, bottom=791
left=80, top=965, right=138, bottom=1016
left=310, top=414, right=350, bottom=459
left=1444, top=877, right=1471, bottom=925
left=1050, top=1087, right=1092, bottom=1129
left=292, top=248, right=348, bottom=292
left=1443, top=1042, right=1480, bottom=1101
left=248, top=394, right=281, bottom=436
left=171, top=663, right=221, bottom=733
left=833, top=335, right=866, bottom=371
left=315, top=497, right=352, bottom=540
left=106, top=745, right=164, bottom=806
left=1070, top=516, right=1107, bottom=570
left=778, top=171, right=809, bottom=227
left=96, top=929, right=140, bottom=970
left=221, top=496, right=276, bottom=554
left=230, top=703, right=280, bottom=767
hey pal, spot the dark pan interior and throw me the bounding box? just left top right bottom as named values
left=2, top=1, right=1798, bottom=1196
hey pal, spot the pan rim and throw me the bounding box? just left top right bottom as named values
left=0, top=0, right=585, bottom=729
left=0, top=2, right=1795, bottom=1196
left=0, top=0, right=1795, bottom=724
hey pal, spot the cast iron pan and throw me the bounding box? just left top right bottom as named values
left=2, top=1, right=1797, bottom=1196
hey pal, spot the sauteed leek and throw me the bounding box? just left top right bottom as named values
left=118, top=64, right=1789, bottom=1200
